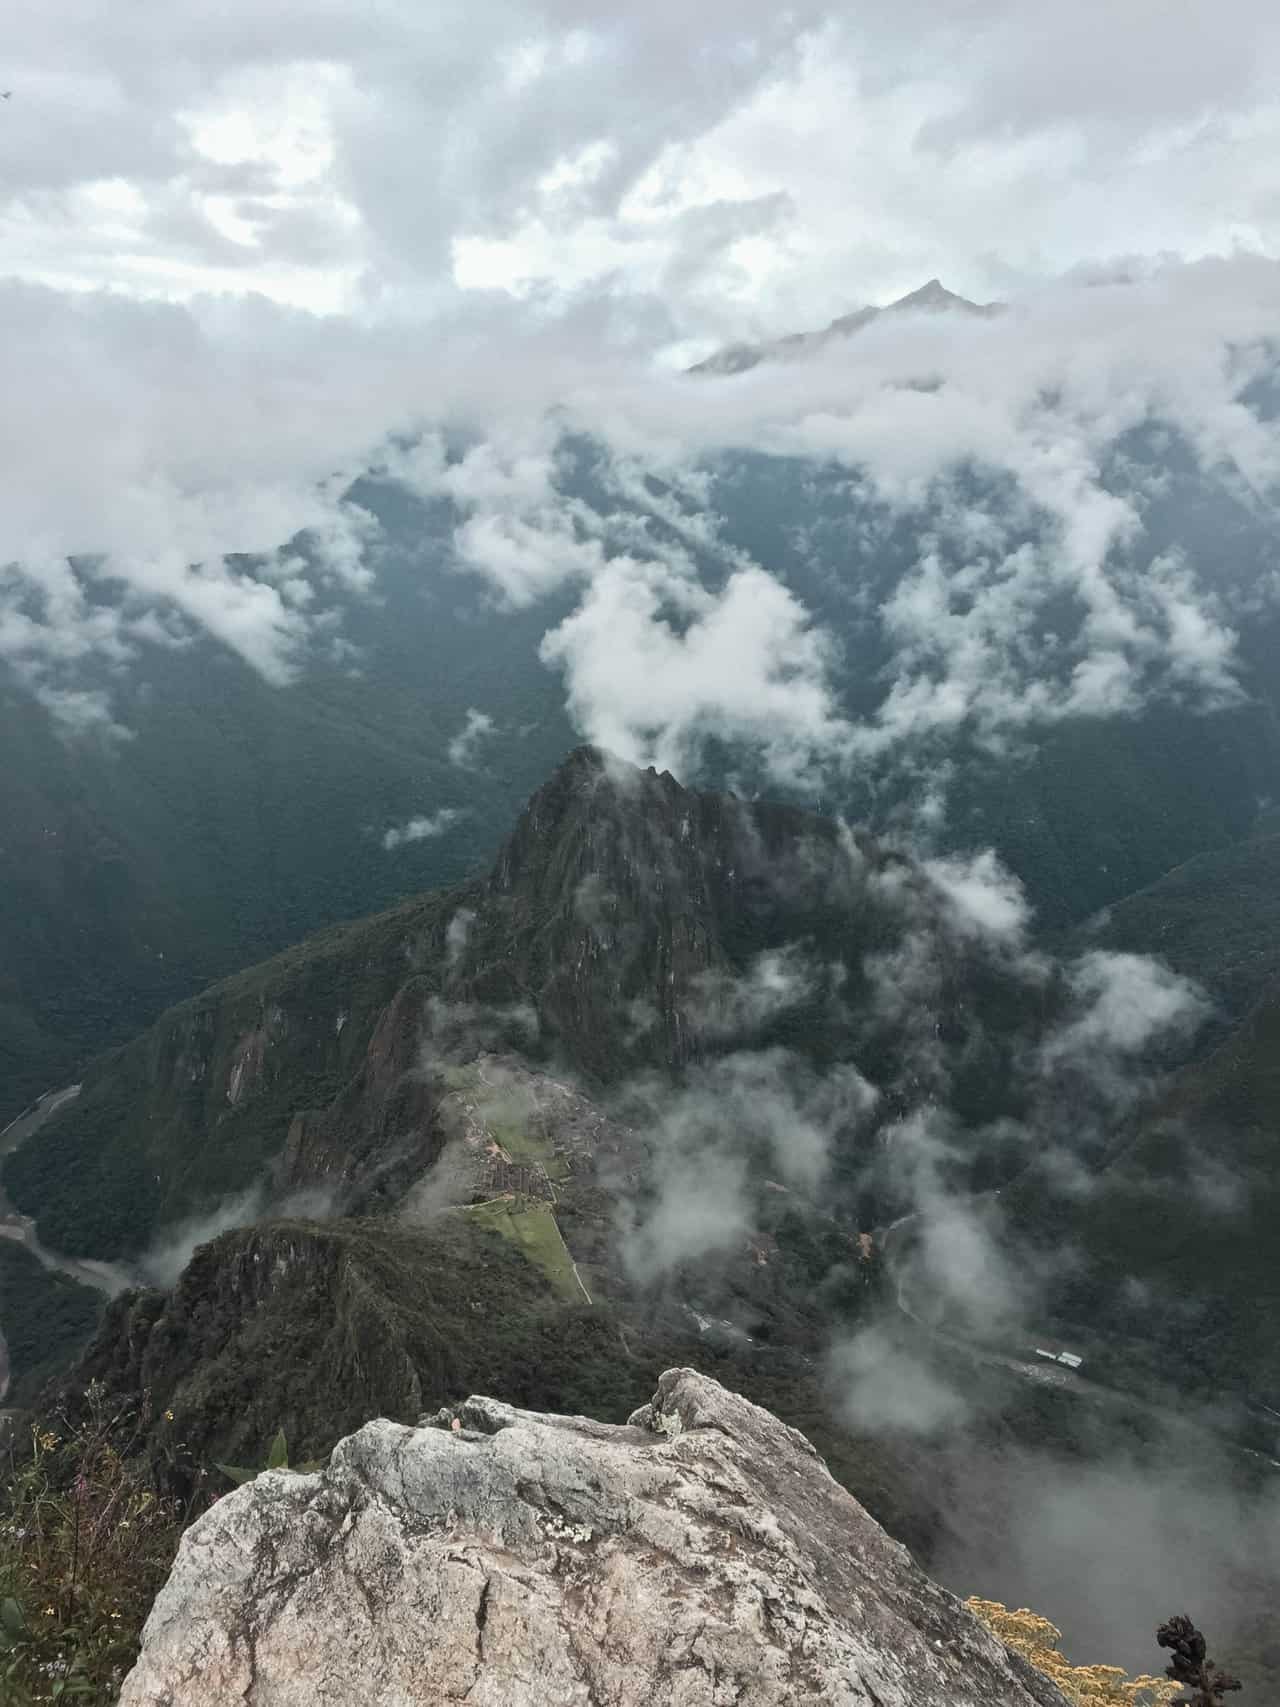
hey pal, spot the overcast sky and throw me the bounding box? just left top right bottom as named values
left=6, top=0, right=1280, bottom=333
left=3, top=0, right=1280, bottom=767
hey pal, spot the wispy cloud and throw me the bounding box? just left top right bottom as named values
left=381, top=807, right=463, bottom=850
left=447, top=707, right=497, bottom=768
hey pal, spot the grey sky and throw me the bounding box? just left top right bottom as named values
left=4, top=0, right=1278, bottom=322
left=2, top=1, right=1279, bottom=769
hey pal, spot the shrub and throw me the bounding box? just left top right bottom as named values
left=0, top=1386, right=195, bottom=1704
left=968, top=1598, right=1178, bottom=1706
left=1157, top=1615, right=1242, bottom=1704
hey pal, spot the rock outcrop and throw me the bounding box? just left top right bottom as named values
left=120, top=1368, right=1066, bottom=1706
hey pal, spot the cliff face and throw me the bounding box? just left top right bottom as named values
left=119, top=1367, right=1067, bottom=1707
left=0, top=883, right=469, bottom=1258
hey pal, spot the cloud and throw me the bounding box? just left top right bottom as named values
left=447, top=707, right=497, bottom=768
left=1043, top=950, right=1209, bottom=1066
left=4, top=0, right=1280, bottom=332
left=687, top=946, right=823, bottom=1040
left=2, top=256, right=1278, bottom=778
left=1, top=0, right=1278, bottom=771
left=421, top=993, right=540, bottom=1059
left=923, top=850, right=1032, bottom=946
left=382, top=262, right=1280, bottom=790
left=540, top=559, right=853, bottom=786
left=445, top=906, right=476, bottom=966
left=139, top=1181, right=339, bottom=1290
left=31, top=684, right=136, bottom=744
left=620, top=1146, right=754, bottom=1283
left=619, top=1046, right=878, bottom=1284
left=0, top=283, right=399, bottom=706
left=936, top=1441, right=1280, bottom=1684
left=381, top=807, right=463, bottom=850
left=829, top=1325, right=972, bottom=1437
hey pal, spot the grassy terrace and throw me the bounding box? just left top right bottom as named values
left=458, top=1196, right=588, bottom=1302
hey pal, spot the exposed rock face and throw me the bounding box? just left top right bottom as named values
left=120, top=1368, right=1065, bottom=1707
left=9, top=745, right=1046, bottom=1263
left=687, top=279, right=1001, bottom=375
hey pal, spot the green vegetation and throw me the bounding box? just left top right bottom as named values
left=482, top=1115, right=571, bottom=1182
left=2, top=886, right=470, bottom=1257
left=0, top=1247, right=102, bottom=1409
left=0, top=1390, right=193, bottom=1704
left=217, top=1428, right=323, bottom=1487
left=458, top=1199, right=585, bottom=1301
left=1005, top=979, right=1280, bottom=1405
left=1083, top=833, right=1280, bottom=1018
left=67, top=1214, right=651, bottom=1474
left=5, top=434, right=1280, bottom=1133
left=0, top=521, right=580, bottom=1128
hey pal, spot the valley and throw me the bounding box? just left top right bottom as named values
left=5, top=8, right=1280, bottom=1696
left=2, top=747, right=1277, bottom=1698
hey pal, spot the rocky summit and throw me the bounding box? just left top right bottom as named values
left=119, top=1368, right=1066, bottom=1707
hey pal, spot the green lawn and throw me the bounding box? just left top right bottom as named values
left=458, top=1197, right=588, bottom=1302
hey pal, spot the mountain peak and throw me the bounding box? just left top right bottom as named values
left=894, top=278, right=954, bottom=307
left=688, top=278, right=1002, bottom=376
left=887, top=278, right=998, bottom=316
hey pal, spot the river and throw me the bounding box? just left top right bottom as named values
left=0, top=1085, right=133, bottom=1404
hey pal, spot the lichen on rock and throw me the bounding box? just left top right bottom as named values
left=120, top=1367, right=1068, bottom=1706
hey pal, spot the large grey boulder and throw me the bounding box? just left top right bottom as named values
left=120, top=1368, right=1066, bottom=1706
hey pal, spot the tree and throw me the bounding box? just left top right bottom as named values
left=1157, top=1616, right=1242, bottom=1705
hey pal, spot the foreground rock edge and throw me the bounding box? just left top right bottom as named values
left=120, top=1366, right=1068, bottom=1706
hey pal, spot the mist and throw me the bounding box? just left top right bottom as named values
left=139, top=1181, right=341, bottom=1291
left=936, top=1437, right=1280, bottom=1680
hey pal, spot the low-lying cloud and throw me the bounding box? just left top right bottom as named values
left=447, top=707, right=497, bottom=768
left=618, top=1046, right=878, bottom=1283
left=139, top=1181, right=340, bottom=1291
left=381, top=807, right=463, bottom=850
left=3, top=260, right=1278, bottom=786
left=829, top=1325, right=973, bottom=1437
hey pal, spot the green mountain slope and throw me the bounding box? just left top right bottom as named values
left=8, top=422, right=1280, bottom=1128
left=1081, top=832, right=1280, bottom=1018
left=0, top=505, right=578, bottom=1124
left=1004, top=972, right=1280, bottom=1407
left=4, top=748, right=1057, bottom=1262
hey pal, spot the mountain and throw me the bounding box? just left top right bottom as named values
left=13, top=745, right=1280, bottom=1443
left=1, top=747, right=1055, bottom=1265
left=0, top=494, right=579, bottom=1126
left=687, top=278, right=1002, bottom=375
left=1081, top=832, right=1280, bottom=1022
left=12, top=748, right=1279, bottom=1410
left=1003, top=965, right=1280, bottom=1409
left=7, top=376, right=1280, bottom=1135
left=10, top=747, right=1280, bottom=1697
left=970, top=831, right=1280, bottom=1408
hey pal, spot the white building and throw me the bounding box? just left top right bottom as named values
left=1034, top=1346, right=1083, bottom=1371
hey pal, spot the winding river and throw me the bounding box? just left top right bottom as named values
left=0, top=1086, right=132, bottom=1404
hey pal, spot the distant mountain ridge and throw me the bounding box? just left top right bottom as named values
left=687, top=278, right=1002, bottom=375
left=8, top=355, right=1279, bottom=1134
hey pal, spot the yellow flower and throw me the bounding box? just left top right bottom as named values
left=163, top=1410, right=174, bottom=1422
